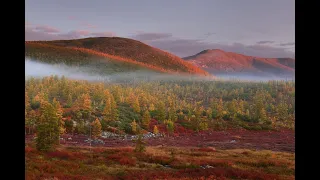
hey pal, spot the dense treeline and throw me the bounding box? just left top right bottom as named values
left=25, top=76, right=294, bottom=149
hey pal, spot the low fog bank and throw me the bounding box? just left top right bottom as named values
left=217, top=75, right=295, bottom=82
left=25, top=59, right=215, bottom=83
left=26, top=59, right=110, bottom=81
left=25, top=58, right=294, bottom=83
left=214, top=73, right=295, bottom=82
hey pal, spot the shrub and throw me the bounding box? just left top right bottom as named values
left=134, top=134, right=146, bottom=152
left=197, top=147, right=216, bottom=152
left=169, top=161, right=200, bottom=169
left=92, top=147, right=106, bottom=153
left=119, top=147, right=134, bottom=153
left=107, top=153, right=125, bottom=161
left=71, top=152, right=86, bottom=160
left=30, top=101, right=40, bottom=110
left=119, top=157, right=136, bottom=166
left=150, top=156, right=173, bottom=165
left=47, top=151, right=72, bottom=160
left=107, top=152, right=136, bottom=166
left=241, top=151, right=250, bottom=156
left=25, top=146, right=36, bottom=153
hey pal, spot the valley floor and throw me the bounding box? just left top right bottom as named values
left=26, top=129, right=294, bottom=153
left=25, top=130, right=295, bottom=180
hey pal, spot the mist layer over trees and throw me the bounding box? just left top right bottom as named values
left=26, top=58, right=294, bottom=83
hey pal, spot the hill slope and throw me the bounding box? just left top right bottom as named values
left=183, top=49, right=295, bottom=77
left=25, top=42, right=161, bottom=76
left=25, top=37, right=209, bottom=76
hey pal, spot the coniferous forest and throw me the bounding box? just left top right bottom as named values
left=25, top=76, right=295, bottom=138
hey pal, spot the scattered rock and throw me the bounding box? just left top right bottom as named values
left=92, top=139, right=105, bottom=145
left=200, top=165, right=214, bottom=169
left=101, top=131, right=163, bottom=140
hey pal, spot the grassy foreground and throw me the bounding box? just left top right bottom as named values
left=25, top=144, right=294, bottom=180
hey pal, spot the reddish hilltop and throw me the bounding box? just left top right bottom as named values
left=26, top=37, right=210, bottom=76
left=183, top=49, right=295, bottom=76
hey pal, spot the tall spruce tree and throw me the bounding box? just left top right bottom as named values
left=91, top=118, right=102, bottom=139
left=142, top=110, right=151, bottom=128
left=36, top=101, right=60, bottom=151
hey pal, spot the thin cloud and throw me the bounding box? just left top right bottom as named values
left=25, top=29, right=61, bottom=41
left=204, top=32, right=216, bottom=38
left=91, top=32, right=116, bottom=37
left=25, top=25, right=116, bottom=41
left=131, top=32, right=172, bottom=41
left=80, top=22, right=97, bottom=29
left=279, top=42, right=295, bottom=46
left=256, top=41, right=275, bottom=44
left=62, top=30, right=91, bottom=39
left=34, top=25, right=60, bottom=33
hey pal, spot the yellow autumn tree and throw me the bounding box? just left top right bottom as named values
left=66, top=93, right=73, bottom=107
left=132, top=97, right=141, bottom=113
left=142, top=110, right=151, bottom=128
left=75, top=93, right=92, bottom=111
left=25, top=92, right=29, bottom=117
left=103, top=96, right=112, bottom=117
left=131, top=119, right=137, bottom=134
left=91, top=118, right=102, bottom=139
left=25, top=92, right=30, bottom=135
left=82, top=94, right=92, bottom=111
left=103, top=89, right=111, bottom=101
left=149, top=103, right=155, bottom=111
left=110, top=94, right=118, bottom=121
left=52, top=98, right=65, bottom=136
left=36, top=100, right=60, bottom=151
left=153, top=125, right=159, bottom=134
left=32, top=92, right=48, bottom=108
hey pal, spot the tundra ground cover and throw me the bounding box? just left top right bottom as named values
left=25, top=144, right=294, bottom=180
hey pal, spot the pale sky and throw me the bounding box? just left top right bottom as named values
left=25, top=0, right=295, bottom=58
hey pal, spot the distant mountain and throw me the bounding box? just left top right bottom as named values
left=183, top=49, right=295, bottom=78
left=25, top=37, right=209, bottom=76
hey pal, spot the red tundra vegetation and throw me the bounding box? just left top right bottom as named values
left=25, top=145, right=294, bottom=180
